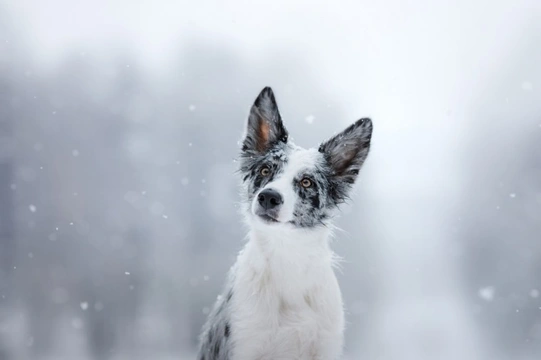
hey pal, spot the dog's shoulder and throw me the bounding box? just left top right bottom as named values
left=197, top=285, right=235, bottom=359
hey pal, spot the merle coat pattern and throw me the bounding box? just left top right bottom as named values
left=197, top=87, right=372, bottom=360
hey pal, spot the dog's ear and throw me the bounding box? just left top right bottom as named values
left=319, top=118, right=373, bottom=185
left=242, top=87, right=288, bottom=153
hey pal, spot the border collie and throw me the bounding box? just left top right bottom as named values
left=197, top=87, right=373, bottom=360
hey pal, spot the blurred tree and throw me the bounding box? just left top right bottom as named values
left=0, top=78, right=16, bottom=360
left=11, top=49, right=149, bottom=358
left=0, top=7, right=23, bottom=359
left=460, top=22, right=541, bottom=359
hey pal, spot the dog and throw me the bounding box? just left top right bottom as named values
left=197, top=87, right=373, bottom=360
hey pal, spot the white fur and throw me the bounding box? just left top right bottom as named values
left=230, top=158, right=345, bottom=360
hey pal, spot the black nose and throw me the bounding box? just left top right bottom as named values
left=258, top=189, right=283, bottom=210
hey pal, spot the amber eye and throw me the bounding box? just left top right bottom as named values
left=260, top=166, right=271, bottom=176
left=300, top=178, right=312, bottom=188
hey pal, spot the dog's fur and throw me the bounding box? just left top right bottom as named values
left=197, top=87, right=373, bottom=360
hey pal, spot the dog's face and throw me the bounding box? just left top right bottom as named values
left=239, top=87, right=373, bottom=229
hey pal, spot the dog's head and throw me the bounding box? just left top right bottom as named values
left=239, top=87, right=372, bottom=229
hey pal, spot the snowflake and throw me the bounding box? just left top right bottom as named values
left=478, top=286, right=495, bottom=301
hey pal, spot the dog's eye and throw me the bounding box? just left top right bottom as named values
left=260, top=166, right=271, bottom=176
left=300, top=178, right=312, bottom=188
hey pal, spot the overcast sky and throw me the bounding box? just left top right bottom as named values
left=5, top=0, right=538, bottom=129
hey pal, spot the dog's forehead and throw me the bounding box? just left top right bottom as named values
left=280, top=146, right=322, bottom=176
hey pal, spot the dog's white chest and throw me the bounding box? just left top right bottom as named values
left=228, top=239, right=345, bottom=360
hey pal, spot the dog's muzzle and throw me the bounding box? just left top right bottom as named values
left=254, top=189, right=282, bottom=222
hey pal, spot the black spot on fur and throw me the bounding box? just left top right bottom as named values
left=252, top=165, right=277, bottom=191
left=238, top=142, right=289, bottom=202
left=197, top=289, right=232, bottom=360
left=309, top=194, right=320, bottom=209
left=213, top=342, right=220, bottom=357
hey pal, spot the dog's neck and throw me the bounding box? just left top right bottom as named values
left=250, top=225, right=332, bottom=257
left=240, top=221, right=336, bottom=294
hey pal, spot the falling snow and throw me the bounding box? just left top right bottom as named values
left=478, top=286, right=495, bottom=301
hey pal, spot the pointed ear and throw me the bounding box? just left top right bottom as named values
left=242, top=87, right=288, bottom=153
left=319, top=118, right=373, bottom=184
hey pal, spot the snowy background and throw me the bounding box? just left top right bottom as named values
left=0, top=0, right=540, bottom=359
